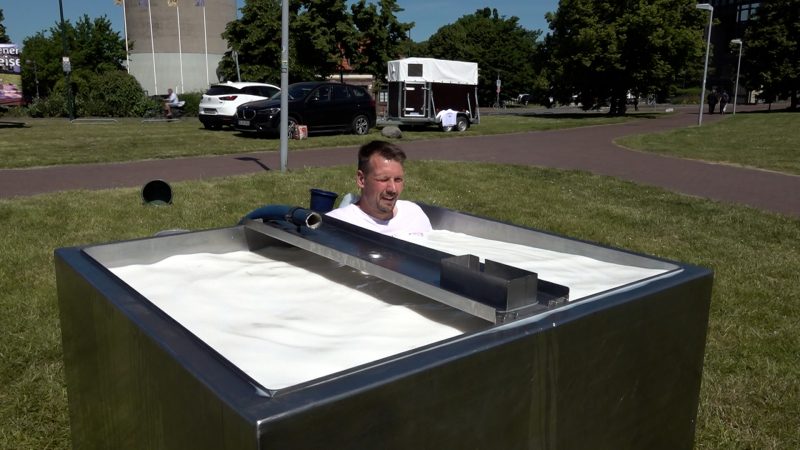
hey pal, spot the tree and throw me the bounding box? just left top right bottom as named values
left=423, top=8, right=543, bottom=106
left=220, top=0, right=352, bottom=83
left=743, top=0, right=799, bottom=110
left=20, top=15, right=126, bottom=98
left=293, top=0, right=356, bottom=80
left=0, top=9, right=10, bottom=43
left=220, top=0, right=412, bottom=86
left=350, top=0, right=414, bottom=82
left=219, top=0, right=286, bottom=83
left=543, top=0, right=706, bottom=114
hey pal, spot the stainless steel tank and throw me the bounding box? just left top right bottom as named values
left=55, top=204, right=712, bottom=449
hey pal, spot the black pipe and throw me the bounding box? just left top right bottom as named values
left=238, top=205, right=322, bottom=229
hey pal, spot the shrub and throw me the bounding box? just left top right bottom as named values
left=89, top=71, right=157, bottom=117
left=26, top=93, right=68, bottom=118
left=669, top=87, right=703, bottom=105
left=177, top=91, right=202, bottom=117
left=0, top=106, right=30, bottom=118
left=27, top=70, right=157, bottom=118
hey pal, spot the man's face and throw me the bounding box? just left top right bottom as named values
left=357, top=153, right=405, bottom=220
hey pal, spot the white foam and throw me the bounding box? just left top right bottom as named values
left=403, top=230, right=668, bottom=300
left=110, top=246, right=485, bottom=390
left=110, top=230, right=669, bottom=389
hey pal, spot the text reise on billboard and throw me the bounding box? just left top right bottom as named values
left=1, top=44, right=25, bottom=107
left=0, top=44, right=21, bottom=74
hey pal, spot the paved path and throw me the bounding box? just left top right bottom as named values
left=1, top=105, right=798, bottom=217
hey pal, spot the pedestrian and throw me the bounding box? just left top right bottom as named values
left=708, top=90, right=718, bottom=114
left=719, top=91, right=730, bottom=115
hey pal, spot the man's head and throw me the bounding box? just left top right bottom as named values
left=356, top=140, right=407, bottom=221
left=168, top=88, right=173, bottom=94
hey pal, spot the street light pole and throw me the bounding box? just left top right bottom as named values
left=58, top=0, right=75, bottom=120
left=279, top=0, right=289, bottom=172
left=731, top=38, right=743, bottom=116
left=696, top=3, right=713, bottom=126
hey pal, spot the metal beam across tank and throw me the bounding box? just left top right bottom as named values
left=244, top=216, right=569, bottom=324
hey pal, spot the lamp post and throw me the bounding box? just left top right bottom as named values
left=58, top=0, right=75, bottom=120
left=696, top=3, right=713, bottom=126
left=279, top=0, right=289, bottom=172
left=731, top=38, right=743, bottom=116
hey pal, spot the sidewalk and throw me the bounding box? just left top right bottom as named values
left=1, top=104, right=798, bottom=218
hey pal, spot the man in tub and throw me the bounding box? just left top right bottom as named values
left=326, top=140, right=432, bottom=237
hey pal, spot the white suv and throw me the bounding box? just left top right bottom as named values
left=199, top=81, right=280, bottom=129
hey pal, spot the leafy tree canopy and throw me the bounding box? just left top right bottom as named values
left=20, top=15, right=126, bottom=98
left=219, top=0, right=286, bottom=83
left=350, top=0, right=413, bottom=84
left=219, top=0, right=412, bottom=86
left=421, top=8, right=543, bottom=106
left=743, top=0, right=799, bottom=109
left=543, top=0, right=706, bottom=114
left=0, top=9, right=10, bottom=43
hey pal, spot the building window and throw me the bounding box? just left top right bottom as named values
left=738, top=2, right=760, bottom=23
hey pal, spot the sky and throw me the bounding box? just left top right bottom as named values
left=2, top=0, right=559, bottom=46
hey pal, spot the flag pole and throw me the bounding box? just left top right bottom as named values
left=147, top=0, right=158, bottom=94
left=176, top=3, right=184, bottom=93
left=121, top=0, right=130, bottom=73
left=202, top=2, right=209, bottom=86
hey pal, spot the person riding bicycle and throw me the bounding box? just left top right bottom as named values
left=163, top=88, right=183, bottom=119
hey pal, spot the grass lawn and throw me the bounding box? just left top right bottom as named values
left=0, top=113, right=631, bottom=169
left=617, top=111, right=800, bottom=175
left=1, top=160, right=798, bottom=449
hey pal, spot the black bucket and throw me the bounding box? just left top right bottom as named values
left=309, top=188, right=338, bottom=213
left=142, top=179, right=173, bottom=206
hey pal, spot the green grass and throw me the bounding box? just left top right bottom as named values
left=0, top=114, right=630, bottom=169
left=617, top=111, right=800, bottom=175
left=1, top=161, right=798, bottom=449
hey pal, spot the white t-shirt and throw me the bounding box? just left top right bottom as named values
left=326, top=200, right=432, bottom=237
left=166, top=92, right=179, bottom=106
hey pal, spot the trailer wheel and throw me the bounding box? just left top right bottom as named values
left=352, top=115, right=370, bottom=135
left=442, top=115, right=469, bottom=132
left=455, top=116, right=469, bottom=132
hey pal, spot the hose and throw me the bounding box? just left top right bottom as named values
left=238, top=205, right=322, bottom=229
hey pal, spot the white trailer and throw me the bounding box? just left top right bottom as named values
left=381, top=58, right=480, bottom=132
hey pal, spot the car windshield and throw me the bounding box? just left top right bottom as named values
left=274, top=85, right=315, bottom=101
left=269, top=87, right=303, bottom=101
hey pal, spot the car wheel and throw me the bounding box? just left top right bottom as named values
left=351, top=115, right=370, bottom=135
left=455, top=116, right=468, bottom=132
left=287, top=117, right=299, bottom=139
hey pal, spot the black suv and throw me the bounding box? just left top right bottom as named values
left=235, top=82, right=376, bottom=137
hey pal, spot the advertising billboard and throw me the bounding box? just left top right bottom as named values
left=1, top=43, right=24, bottom=107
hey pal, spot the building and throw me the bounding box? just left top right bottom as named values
left=123, top=0, right=236, bottom=96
